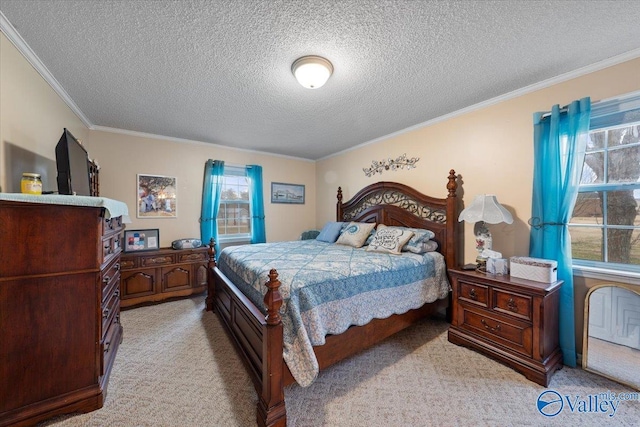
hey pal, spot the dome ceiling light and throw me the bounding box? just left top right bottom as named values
left=291, top=55, right=333, bottom=89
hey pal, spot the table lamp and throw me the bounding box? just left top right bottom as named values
left=458, top=194, right=513, bottom=268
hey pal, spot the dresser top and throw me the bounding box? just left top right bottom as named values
left=0, top=193, right=130, bottom=222
left=449, top=268, right=563, bottom=294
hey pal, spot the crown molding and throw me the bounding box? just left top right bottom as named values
left=319, top=47, right=640, bottom=162
left=0, top=11, right=93, bottom=129
left=91, top=125, right=315, bottom=162
left=3, top=8, right=639, bottom=162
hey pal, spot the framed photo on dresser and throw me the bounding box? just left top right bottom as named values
left=124, top=229, right=160, bottom=252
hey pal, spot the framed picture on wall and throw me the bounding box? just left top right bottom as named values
left=271, top=182, right=305, bottom=204
left=123, top=229, right=160, bottom=252
left=137, top=174, right=177, bottom=218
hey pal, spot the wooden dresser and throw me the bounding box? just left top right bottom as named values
left=447, top=269, right=563, bottom=386
left=120, top=246, right=212, bottom=308
left=0, top=198, right=125, bottom=426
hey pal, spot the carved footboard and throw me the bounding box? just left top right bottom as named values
left=211, top=266, right=286, bottom=427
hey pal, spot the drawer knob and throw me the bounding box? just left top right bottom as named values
left=104, top=341, right=110, bottom=353
left=103, top=308, right=110, bottom=319
left=103, top=276, right=110, bottom=284
left=481, top=318, right=501, bottom=332
left=507, top=298, right=518, bottom=312
left=115, top=263, right=121, bottom=271
left=469, top=288, right=477, bottom=300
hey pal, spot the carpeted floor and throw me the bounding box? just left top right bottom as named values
left=41, top=295, right=640, bottom=427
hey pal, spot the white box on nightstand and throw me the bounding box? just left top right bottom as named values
left=510, top=256, right=558, bottom=283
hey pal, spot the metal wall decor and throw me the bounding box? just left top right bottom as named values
left=363, top=153, right=420, bottom=177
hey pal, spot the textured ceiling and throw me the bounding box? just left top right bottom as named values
left=2, top=0, right=640, bottom=160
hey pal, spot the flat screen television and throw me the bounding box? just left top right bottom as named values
left=55, top=128, right=92, bottom=196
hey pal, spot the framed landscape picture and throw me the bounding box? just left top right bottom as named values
left=271, top=182, right=305, bottom=204
left=137, top=174, right=177, bottom=218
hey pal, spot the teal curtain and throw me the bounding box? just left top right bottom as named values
left=530, top=97, right=590, bottom=367
left=200, top=160, right=225, bottom=256
left=246, top=165, right=266, bottom=243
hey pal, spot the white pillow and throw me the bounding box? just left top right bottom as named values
left=366, top=224, right=415, bottom=255
left=336, top=222, right=376, bottom=248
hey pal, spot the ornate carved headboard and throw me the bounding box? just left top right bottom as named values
left=336, top=170, right=459, bottom=267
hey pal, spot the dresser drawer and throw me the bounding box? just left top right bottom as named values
left=459, top=305, right=532, bottom=356
left=101, top=290, right=120, bottom=340
left=103, top=216, right=124, bottom=236
left=493, top=289, right=532, bottom=321
left=102, top=257, right=121, bottom=297
left=141, top=254, right=175, bottom=267
left=101, top=231, right=123, bottom=265
left=101, top=318, right=121, bottom=376
left=458, top=280, right=488, bottom=307
left=102, top=273, right=120, bottom=306
left=178, top=251, right=207, bottom=263
left=120, top=258, right=136, bottom=270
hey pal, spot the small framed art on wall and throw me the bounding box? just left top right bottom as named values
left=271, top=182, right=305, bottom=204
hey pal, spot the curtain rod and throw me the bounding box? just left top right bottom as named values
left=540, top=98, right=600, bottom=119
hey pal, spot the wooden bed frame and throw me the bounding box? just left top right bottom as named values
left=206, top=170, right=459, bottom=427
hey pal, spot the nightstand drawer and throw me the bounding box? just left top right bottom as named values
left=460, top=306, right=532, bottom=356
left=458, top=280, right=488, bottom=307
left=493, top=289, right=532, bottom=321
left=448, top=269, right=563, bottom=386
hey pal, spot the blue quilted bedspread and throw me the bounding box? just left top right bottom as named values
left=217, top=239, right=450, bottom=386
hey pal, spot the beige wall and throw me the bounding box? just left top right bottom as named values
left=4, top=26, right=640, bottom=353
left=84, top=131, right=316, bottom=246
left=317, top=57, right=640, bottom=353
left=0, top=33, right=88, bottom=190
left=317, top=57, right=640, bottom=264
left=1, top=31, right=316, bottom=246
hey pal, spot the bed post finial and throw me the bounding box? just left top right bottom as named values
left=264, top=269, right=283, bottom=325
left=207, top=238, right=216, bottom=267
left=336, top=187, right=343, bottom=221
left=447, top=169, right=457, bottom=198
left=205, top=238, right=217, bottom=312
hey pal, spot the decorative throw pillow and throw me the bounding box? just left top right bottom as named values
left=402, top=227, right=436, bottom=252
left=336, top=222, right=376, bottom=248
left=403, top=239, right=438, bottom=254
left=366, top=224, right=415, bottom=255
left=316, top=221, right=345, bottom=243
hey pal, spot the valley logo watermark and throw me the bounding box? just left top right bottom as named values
left=537, top=390, right=639, bottom=418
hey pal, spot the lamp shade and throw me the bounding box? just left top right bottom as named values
left=458, top=195, right=514, bottom=224
left=292, top=56, right=333, bottom=89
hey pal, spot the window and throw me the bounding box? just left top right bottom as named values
left=570, top=92, right=640, bottom=272
left=218, top=166, right=251, bottom=240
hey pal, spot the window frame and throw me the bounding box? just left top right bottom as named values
left=217, top=166, right=251, bottom=243
left=570, top=91, right=640, bottom=276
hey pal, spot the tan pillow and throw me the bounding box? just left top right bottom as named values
left=336, top=222, right=376, bottom=248
left=366, top=224, right=415, bottom=255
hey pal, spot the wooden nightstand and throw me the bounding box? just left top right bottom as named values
left=447, top=269, right=563, bottom=386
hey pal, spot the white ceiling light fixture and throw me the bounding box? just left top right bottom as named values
left=291, top=56, right=333, bottom=89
